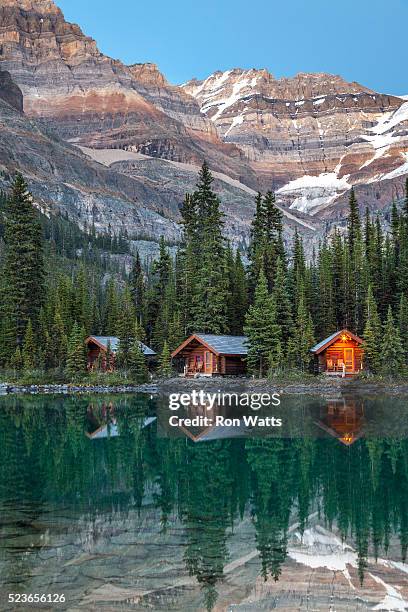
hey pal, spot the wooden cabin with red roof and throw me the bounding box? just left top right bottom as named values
left=310, top=329, right=364, bottom=376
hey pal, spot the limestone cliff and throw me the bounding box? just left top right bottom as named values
left=0, top=0, right=256, bottom=186
left=184, top=68, right=408, bottom=215
left=0, top=69, right=22, bottom=110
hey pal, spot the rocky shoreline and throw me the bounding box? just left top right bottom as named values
left=0, top=382, right=160, bottom=396
left=1, top=376, right=408, bottom=396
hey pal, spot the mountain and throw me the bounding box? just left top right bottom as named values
left=183, top=68, right=408, bottom=217
left=0, top=0, right=257, bottom=187
left=0, top=0, right=406, bottom=252
left=0, top=68, right=314, bottom=253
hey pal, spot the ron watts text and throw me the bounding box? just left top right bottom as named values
left=169, top=415, right=282, bottom=427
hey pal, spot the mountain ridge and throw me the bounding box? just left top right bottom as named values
left=0, top=0, right=407, bottom=249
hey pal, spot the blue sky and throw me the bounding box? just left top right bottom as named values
left=57, top=0, right=406, bottom=94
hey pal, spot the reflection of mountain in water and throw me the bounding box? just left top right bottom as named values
left=0, top=394, right=408, bottom=610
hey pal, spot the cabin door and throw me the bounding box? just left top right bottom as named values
left=344, top=348, right=354, bottom=372
left=204, top=351, right=213, bottom=374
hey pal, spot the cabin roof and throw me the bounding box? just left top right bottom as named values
left=172, top=333, right=248, bottom=357
left=197, top=334, right=248, bottom=355
left=310, top=329, right=363, bottom=355
left=86, top=335, right=156, bottom=356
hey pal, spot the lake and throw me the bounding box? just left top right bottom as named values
left=1, top=392, right=408, bottom=610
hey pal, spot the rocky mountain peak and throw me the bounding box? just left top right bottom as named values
left=0, top=0, right=100, bottom=65
left=2, top=0, right=61, bottom=14
left=128, top=63, right=168, bottom=87
left=183, top=67, right=372, bottom=112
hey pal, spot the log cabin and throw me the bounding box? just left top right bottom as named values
left=171, top=334, right=248, bottom=376
left=310, top=329, right=364, bottom=376
left=85, top=335, right=156, bottom=371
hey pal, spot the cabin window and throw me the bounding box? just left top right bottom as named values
left=205, top=352, right=211, bottom=370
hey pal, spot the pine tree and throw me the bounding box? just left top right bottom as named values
left=289, top=286, right=315, bottom=371
left=271, top=257, right=293, bottom=343
left=130, top=250, right=146, bottom=323
left=267, top=340, right=283, bottom=376
left=72, top=265, right=92, bottom=331
left=317, top=241, right=335, bottom=337
left=331, top=230, right=346, bottom=328
left=167, top=311, right=184, bottom=352
left=291, top=229, right=306, bottom=304
left=248, top=192, right=266, bottom=295
left=362, top=286, right=382, bottom=373
left=129, top=338, right=148, bottom=383
left=104, top=279, right=120, bottom=335
left=177, top=193, right=198, bottom=333
left=2, top=174, right=45, bottom=348
left=190, top=162, right=229, bottom=333
left=381, top=306, right=405, bottom=376
left=348, top=188, right=361, bottom=254
left=66, top=322, right=87, bottom=377
left=158, top=340, right=173, bottom=377
left=398, top=294, right=408, bottom=364
left=22, top=320, right=36, bottom=371
left=116, top=287, right=136, bottom=368
left=244, top=269, right=281, bottom=377
left=226, top=247, right=248, bottom=334
left=10, top=347, right=23, bottom=370
left=52, top=305, right=68, bottom=369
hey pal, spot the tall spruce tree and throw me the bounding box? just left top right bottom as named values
left=130, top=250, right=146, bottom=324
left=116, top=287, right=137, bottom=368
left=226, top=247, right=248, bottom=334
left=66, top=322, right=87, bottom=376
left=381, top=306, right=405, bottom=376
left=244, top=269, right=281, bottom=377
left=289, top=286, right=315, bottom=371
left=1, top=174, right=45, bottom=350
left=398, top=294, right=408, bottom=364
left=158, top=340, right=173, bottom=377
left=129, top=338, right=148, bottom=383
left=271, top=257, right=293, bottom=343
left=362, top=286, right=382, bottom=373
left=189, top=162, right=229, bottom=333
left=22, top=319, right=36, bottom=371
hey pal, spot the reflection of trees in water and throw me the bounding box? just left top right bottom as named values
left=1, top=396, right=408, bottom=609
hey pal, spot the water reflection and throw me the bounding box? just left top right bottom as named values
left=315, top=397, right=365, bottom=445
left=0, top=393, right=408, bottom=610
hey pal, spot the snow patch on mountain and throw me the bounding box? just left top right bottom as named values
left=277, top=172, right=350, bottom=213
left=371, top=573, right=408, bottom=611
left=289, top=526, right=357, bottom=572
left=360, top=102, right=408, bottom=165
left=370, top=101, right=408, bottom=135
left=224, top=112, right=245, bottom=136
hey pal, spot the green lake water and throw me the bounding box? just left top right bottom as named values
left=1, top=393, right=408, bottom=610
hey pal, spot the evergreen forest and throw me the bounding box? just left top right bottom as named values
left=1, top=164, right=408, bottom=381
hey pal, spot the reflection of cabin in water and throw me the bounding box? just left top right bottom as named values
left=85, top=336, right=156, bottom=371
left=85, top=403, right=156, bottom=439
left=315, top=397, right=365, bottom=445
left=310, top=329, right=364, bottom=376
left=171, top=334, right=248, bottom=376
